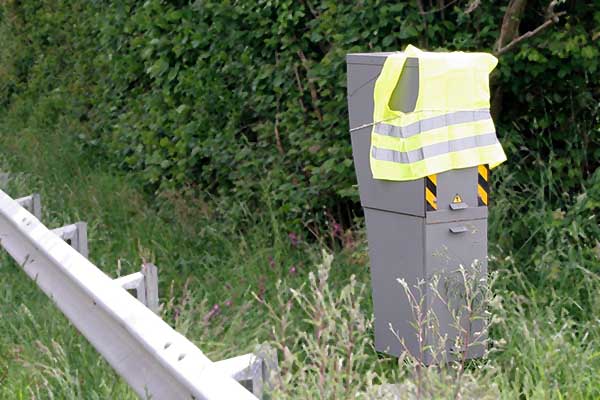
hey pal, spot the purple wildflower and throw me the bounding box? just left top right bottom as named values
left=203, top=304, right=221, bottom=324
left=288, top=232, right=299, bottom=247
left=332, top=223, right=342, bottom=237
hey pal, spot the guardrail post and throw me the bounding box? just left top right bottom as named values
left=16, top=193, right=42, bottom=220
left=114, top=263, right=160, bottom=314
left=0, top=173, right=9, bottom=189
left=215, top=343, right=278, bottom=398
left=51, top=222, right=89, bottom=258
left=142, top=263, right=160, bottom=313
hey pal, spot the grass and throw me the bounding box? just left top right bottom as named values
left=1, top=65, right=600, bottom=399
left=0, top=91, right=371, bottom=397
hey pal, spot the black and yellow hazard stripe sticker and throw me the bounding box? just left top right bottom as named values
left=478, top=164, right=490, bottom=206
left=425, top=174, right=437, bottom=211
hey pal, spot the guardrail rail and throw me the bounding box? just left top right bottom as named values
left=0, top=187, right=276, bottom=399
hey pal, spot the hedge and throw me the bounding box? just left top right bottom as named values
left=1, top=0, right=599, bottom=225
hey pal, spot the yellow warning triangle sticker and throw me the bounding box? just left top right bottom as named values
left=452, top=194, right=463, bottom=203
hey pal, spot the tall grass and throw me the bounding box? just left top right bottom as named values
left=0, top=89, right=367, bottom=397
left=1, top=51, right=600, bottom=399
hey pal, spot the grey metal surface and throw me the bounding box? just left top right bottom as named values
left=346, top=53, right=396, bottom=66
left=425, top=219, right=487, bottom=276
left=348, top=52, right=489, bottom=364
left=435, top=167, right=479, bottom=212
left=425, top=207, right=487, bottom=224
left=350, top=129, right=425, bottom=216
left=346, top=54, right=418, bottom=130
left=347, top=61, right=383, bottom=130
left=363, top=208, right=424, bottom=357
left=366, top=209, right=488, bottom=361
left=425, top=219, right=488, bottom=361
left=347, top=53, right=424, bottom=217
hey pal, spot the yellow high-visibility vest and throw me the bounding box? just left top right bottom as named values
left=370, top=45, right=506, bottom=181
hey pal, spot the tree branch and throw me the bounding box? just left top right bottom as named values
left=274, top=52, right=285, bottom=156
left=495, top=11, right=566, bottom=56
left=495, top=0, right=566, bottom=56
left=297, top=49, right=323, bottom=122
left=415, top=0, right=430, bottom=48
left=491, top=0, right=566, bottom=121
left=495, top=0, right=528, bottom=53
left=274, top=111, right=285, bottom=156
left=465, top=0, right=481, bottom=14
left=292, top=65, right=308, bottom=114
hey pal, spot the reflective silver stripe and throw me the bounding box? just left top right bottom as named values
left=372, top=132, right=499, bottom=164
left=374, top=109, right=492, bottom=138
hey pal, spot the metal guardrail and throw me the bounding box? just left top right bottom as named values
left=51, top=222, right=89, bottom=258
left=1, top=188, right=276, bottom=399
left=16, top=193, right=42, bottom=220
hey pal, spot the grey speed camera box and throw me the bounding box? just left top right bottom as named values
left=346, top=53, right=488, bottom=363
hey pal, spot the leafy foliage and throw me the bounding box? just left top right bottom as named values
left=1, top=9, right=600, bottom=392
left=1, top=0, right=598, bottom=226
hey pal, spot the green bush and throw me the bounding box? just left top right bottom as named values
left=1, top=0, right=598, bottom=226
left=2, top=3, right=600, bottom=393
